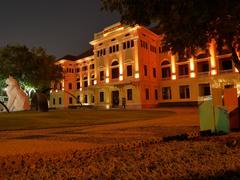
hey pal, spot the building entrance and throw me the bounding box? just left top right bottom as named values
left=112, top=91, right=119, bottom=107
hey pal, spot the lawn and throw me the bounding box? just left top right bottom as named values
left=0, top=109, right=175, bottom=131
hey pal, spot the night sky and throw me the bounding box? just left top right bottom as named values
left=0, top=0, right=120, bottom=58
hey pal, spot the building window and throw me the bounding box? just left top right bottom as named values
left=109, top=47, right=112, bottom=53
left=131, top=40, right=134, bottom=47
left=123, top=42, right=126, bottom=49
left=123, top=40, right=134, bottom=49
left=127, top=41, right=130, bottom=48
left=69, top=97, right=73, bottom=104
left=68, top=83, right=72, bottom=90
left=100, top=71, right=104, bottom=81
left=111, top=61, right=119, bottom=79
left=59, top=97, right=62, bottom=105
left=162, top=67, right=171, bottom=78
left=179, top=85, right=190, bottom=99
left=145, top=88, right=149, bottom=100
left=154, top=89, right=158, bottom=100
left=84, top=95, right=88, bottom=103
left=199, top=84, right=211, bottom=96
left=76, top=68, right=80, bottom=73
left=197, top=61, right=209, bottom=73
left=90, top=64, right=95, bottom=69
left=178, top=64, right=189, bottom=76
left=127, top=89, right=133, bottom=100
left=112, top=68, right=119, bottom=79
left=100, top=92, right=104, bottom=102
left=77, top=82, right=80, bottom=89
left=219, top=58, right=233, bottom=71
left=53, top=98, right=55, bottom=105
left=127, top=65, right=133, bottom=76
left=82, top=66, right=88, bottom=71
left=91, top=74, right=95, bottom=85
left=84, top=81, right=88, bottom=88
left=113, top=46, right=116, bottom=52
left=77, top=95, right=80, bottom=103
left=153, top=68, right=156, bottom=78
left=162, top=87, right=172, bottom=100
left=144, top=65, right=147, bottom=76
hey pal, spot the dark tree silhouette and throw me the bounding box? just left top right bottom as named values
left=101, top=0, right=240, bottom=71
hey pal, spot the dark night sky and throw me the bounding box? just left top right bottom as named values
left=0, top=0, right=120, bottom=58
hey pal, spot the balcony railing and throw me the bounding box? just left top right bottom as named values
left=219, top=69, right=233, bottom=74
left=178, top=74, right=189, bottom=79
left=197, top=71, right=210, bottom=77
left=161, top=77, right=171, bottom=80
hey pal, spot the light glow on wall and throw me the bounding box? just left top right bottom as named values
left=189, top=57, right=195, bottom=71
left=119, top=74, right=123, bottom=81
left=170, top=55, right=176, bottom=73
left=103, top=27, right=124, bottom=37
left=135, top=72, right=139, bottom=79
left=235, top=68, right=239, bottom=73
left=209, top=41, right=216, bottom=68
left=106, top=104, right=110, bottom=109
left=190, top=72, right=195, bottom=78
left=94, top=80, right=97, bottom=85
left=171, top=74, right=176, bottom=80
left=106, top=77, right=109, bottom=83
left=211, top=69, right=217, bottom=75
left=80, top=88, right=82, bottom=91
left=134, top=39, right=139, bottom=74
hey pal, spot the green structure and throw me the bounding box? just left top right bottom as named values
left=199, top=100, right=229, bottom=134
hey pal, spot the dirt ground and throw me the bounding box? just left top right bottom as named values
left=0, top=107, right=199, bottom=156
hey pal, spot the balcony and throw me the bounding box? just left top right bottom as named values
left=178, top=74, right=189, bottom=79
left=219, top=69, right=234, bottom=74
left=197, top=71, right=210, bottom=77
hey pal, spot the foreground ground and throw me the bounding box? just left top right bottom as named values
left=0, top=107, right=239, bottom=179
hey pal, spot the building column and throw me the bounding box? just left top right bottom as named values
left=134, top=38, right=140, bottom=79
left=119, top=43, right=124, bottom=81
left=170, top=54, right=176, bottom=80
left=189, top=56, right=196, bottom=78
left=209, top=39, right=217, bottom=75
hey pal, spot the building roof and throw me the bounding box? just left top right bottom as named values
left=58, top=54, right=78, bottom=61
left=57, top=48, right=94, bottom=62
left=76, top=48, right=94, bottom=59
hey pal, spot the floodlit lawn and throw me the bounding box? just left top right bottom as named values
left=0, top=109, right=175, bottom=131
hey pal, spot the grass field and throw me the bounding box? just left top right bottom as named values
left=0, top=109, right=175, bottom=131
left=1, top=107, right=239, bottom=179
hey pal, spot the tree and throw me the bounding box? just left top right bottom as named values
left=101, top=0, right=240, bottom=71
left=0, top=44, right=63, bottom=93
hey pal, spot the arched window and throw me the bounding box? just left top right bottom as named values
left=111, top=60, right=119, bottom=79
left=161, top=60, right=170, bottom=66
left=111, top=61, right=119, bottom=66
left=161, top=60, right=171, bottom=79
left=196, top=53, right=209, bottom=59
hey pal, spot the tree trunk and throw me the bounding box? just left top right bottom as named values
left=231, top=47, right=240, bottom=72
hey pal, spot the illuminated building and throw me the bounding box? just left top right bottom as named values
left=50, top=23, right=240, bottom=108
